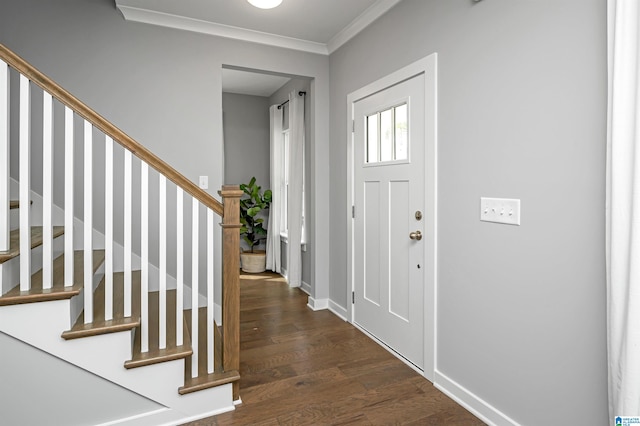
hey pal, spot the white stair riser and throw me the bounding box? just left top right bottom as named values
left=0, top=300, right=233, bottom=418
left=69, top=260, right=106, bottom=327
left=0, top=233, right=64, bottom=295
left=9, top=208, right=18, bottom=231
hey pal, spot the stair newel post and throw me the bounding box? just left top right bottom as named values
left=0, top=59, right=9, bottom=253
left=220, top=185, right=242, bottom=401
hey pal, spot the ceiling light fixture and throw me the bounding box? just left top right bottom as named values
left=247, top=0, right=282, bottom=9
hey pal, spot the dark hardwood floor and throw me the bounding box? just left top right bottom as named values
left=183, top=272, right=485, bottom=425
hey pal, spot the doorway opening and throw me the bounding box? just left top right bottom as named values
left=221, top=66, right=313, bottom=293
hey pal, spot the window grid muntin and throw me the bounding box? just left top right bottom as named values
left=365, top=102, right=408, bottom=164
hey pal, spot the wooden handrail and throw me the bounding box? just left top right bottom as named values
left=0, top=43, right=223, bottom=217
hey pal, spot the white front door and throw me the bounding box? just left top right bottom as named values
left=353, top=74, right=426, bottom=370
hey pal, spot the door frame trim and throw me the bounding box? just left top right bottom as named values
left=346, top=53, right=438, bottom=381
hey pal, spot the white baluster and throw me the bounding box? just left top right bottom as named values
left=42, top=92, right=53, bottom=289
left=207, top=208, right=214, bottom=374
left=64, top=107, right=74, bottom=287
left=0, top=60, right=9, bottom=252
left=159, top=174, right=167, bottom=349
left=83, top=121, right=93, bottom=323
left=191, top=198, right=199, bottom=378
left=176, top=187, right=184, bottom=346
left=19, top=75, right=30, bottom=291
left=141, top=161, right=149, bottom=353
left=105, top=136, right=114, bottom=321
left=124, top=150, right=132, bottom=317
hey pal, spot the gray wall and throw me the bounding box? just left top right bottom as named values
left=222, top=92, right=270, bottom=253
left=269, top=79, right=313, bottom=287
left=0, top=332, right=161, bottom=426
left=223, top=93, right=270, bottom=188
left=329, top=0, right=607, bottom=424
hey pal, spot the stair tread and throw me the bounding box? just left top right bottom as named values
left=124, top=288, right=192, bottom=369
left=62, top=271, right=142, bottom=340
left=9, top=200, right=32, bottom=209
left=0, top=226, right=65, bottom=263
left=179, top=307, right=238, bottom=395
left=179, top=369, right=240, bottom=395
left=0, top=249, right=105, bottom=306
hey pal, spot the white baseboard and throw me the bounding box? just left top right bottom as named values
left=301, top=280, right=311, bottom=295
left=328, top=300, right=348, bottom=321
left=95, top=408, right=172, bottom=426
left=434, top=370, right=521, bottom=426
left=97, top=403, right=236, bottom=426
left=163, top=404, right=235, bottom=426
left=306, top=297, right=329, bottom=311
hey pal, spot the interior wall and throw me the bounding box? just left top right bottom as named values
left=222, top=92, right=270, bottom=253
left=222, top=92, right=270, bottom=189
left=269, top=79, right=313, bottom=288
left=0, top=332, right=161, bottom=426
left=0, top=0, right=330, bottom=303
left=329, top=0, right=607, bottom=424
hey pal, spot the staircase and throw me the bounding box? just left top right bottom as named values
left=0, top=44, right=242, bottom=425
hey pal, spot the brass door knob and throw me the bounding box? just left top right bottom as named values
left=409, top=230, right=422, bottom=241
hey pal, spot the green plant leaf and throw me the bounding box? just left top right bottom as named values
left=239, top=177, right=272, bottom=248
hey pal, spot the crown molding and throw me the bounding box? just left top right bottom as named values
left=116, top=0, right=402, bottom=56
left=116, top=5, right=329, bottom=55
left=327, top=0, right=403, bottom=54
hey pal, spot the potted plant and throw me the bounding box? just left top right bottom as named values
left=239, top=177, right=272, bottom=273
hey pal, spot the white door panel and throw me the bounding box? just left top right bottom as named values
left=354, top=74, right=425, bottom=369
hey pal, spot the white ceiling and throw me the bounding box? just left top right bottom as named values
left=115, top=0, right=403, bottom=55
left=221, top=68, right=291, bottom=97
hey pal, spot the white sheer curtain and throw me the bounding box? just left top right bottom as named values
left=287, top=91, right=305, bottom=288
left=607, top=0, right=640, bottom=418
left=266, top=105, right=283, bottom=273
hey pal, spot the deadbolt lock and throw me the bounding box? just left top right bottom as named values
left=415, top=211, right=423, bottom=221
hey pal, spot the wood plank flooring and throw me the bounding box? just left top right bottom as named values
left=182, top=272, right=485, bottom=425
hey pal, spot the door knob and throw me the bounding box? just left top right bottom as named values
left=409, top=230, right=422, bottom=241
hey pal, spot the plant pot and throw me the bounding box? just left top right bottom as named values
left=241, top=250, right=267, bottom=273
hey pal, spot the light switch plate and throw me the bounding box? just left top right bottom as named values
left=198, top=175, right=208, bottom=190
left=480, top=197, right=521, bottom=225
